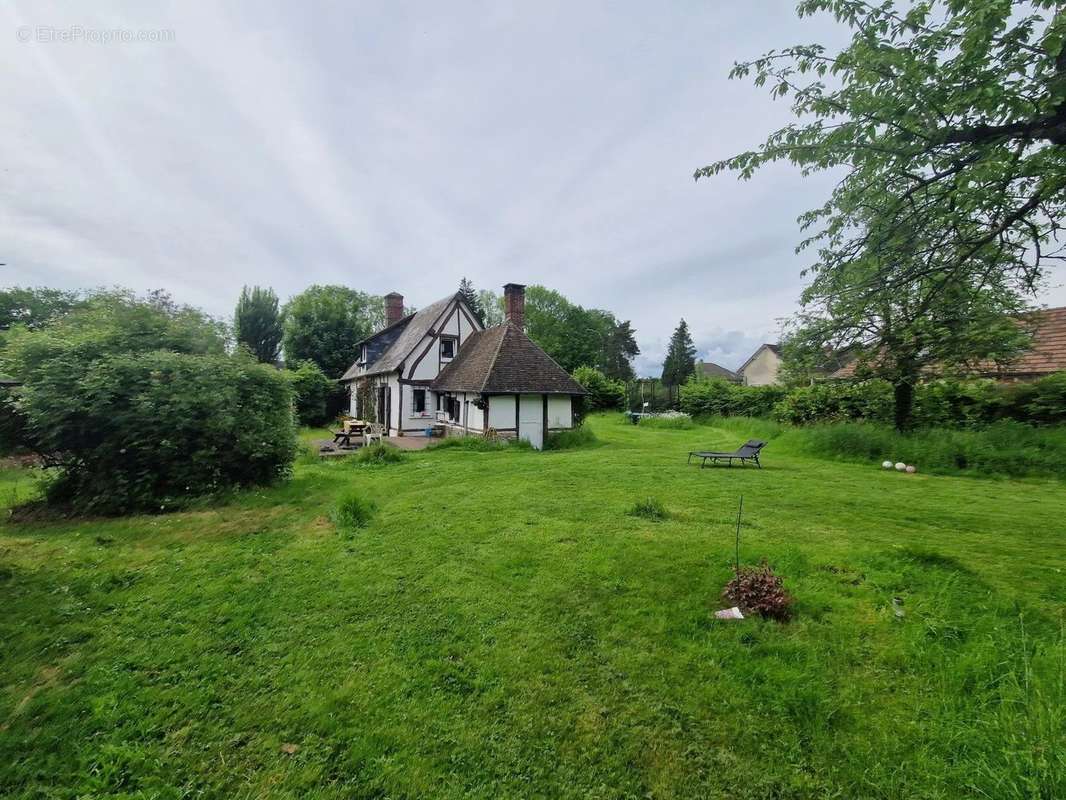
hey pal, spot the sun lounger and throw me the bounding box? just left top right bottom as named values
left=687, top=439, right=766, bottom=468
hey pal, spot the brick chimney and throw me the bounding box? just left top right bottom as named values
left=385, top=292, right=404, bottom=326
left=503, top=283, right=525, bottom=329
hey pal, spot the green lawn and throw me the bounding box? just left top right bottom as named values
left=1, top=415, right=1063, bottom=799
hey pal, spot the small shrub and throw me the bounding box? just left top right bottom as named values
left=723, top=560, right=794, bottom=621
left=544, top=426, right=598, bottom=449
left=332, top=490, right=375, bottom=532
left=627, top=497, right=668, bottom=521
left=354, top=442, right=406, bottom=465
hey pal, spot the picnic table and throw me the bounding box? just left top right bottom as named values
left=333, top=419, right=368, bottom=448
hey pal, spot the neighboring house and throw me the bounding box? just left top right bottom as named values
left=736, top=344, right=782, bottom=386
left=339, top=283, right=586, bottom=449
left=829, top=306, right=1066, bottom=381
left=696, top=360, right=741, bottom=383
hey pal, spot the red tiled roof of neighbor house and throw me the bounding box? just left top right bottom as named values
left=829, top=306, right=1066, bottom=380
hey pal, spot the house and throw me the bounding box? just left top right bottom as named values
left=828, top=306, right=1066, bottom=381
left=736, top=344, right=782, bottom=386
left=696, top=361, right=741, bottom=383
left=339, top=283, right=586, bottom=449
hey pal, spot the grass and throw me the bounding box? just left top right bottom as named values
left=331, top=490, right=375, bottom=533
left=791, top=419, right=1066, bottom=478
left=1, top=414, right=1064, bottom=798
left=353, top=442, right=407, bottom=466
left=627, top=496, right=669, bottom=520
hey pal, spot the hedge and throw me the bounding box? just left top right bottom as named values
left=679, top=380, right=786, bottom=419
left=14, top=351, right=298, bottom=514
left=680, top=373, right=1066, bottom=428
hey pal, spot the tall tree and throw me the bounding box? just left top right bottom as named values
left=661, top=319, right=697, bottom=396
left=234, top=286, right=283, bottom=364
left=523, top=286, right=640, bottom=376
left=457, top=277, right=486, bottom=326
left=478, top=289, right=504, bottom=326
left=601, top=318, right=640, bottom=382
left=699, top=1, right=1066, bottom=356
left=783, top=215, right=1031, bottom=429
left=282, top=286, right=382, bottom=378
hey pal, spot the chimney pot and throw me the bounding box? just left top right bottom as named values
left=385, top=292, right=404, bottom=326
left=503, top=283, right=525, bottom=330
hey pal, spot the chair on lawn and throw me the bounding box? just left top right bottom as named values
left=688, top=439, right=767, bottom=469
left=363, top=422, right=385, bottom=447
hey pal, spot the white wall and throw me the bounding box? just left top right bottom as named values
left=547, top=396, right=572, bottom=429
left=742, top=348, right=781, bottom=386
left=488, top=394, right=516, bottom=430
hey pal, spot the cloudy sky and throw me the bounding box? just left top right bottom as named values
left=3, top=2, right=1064, bottom=376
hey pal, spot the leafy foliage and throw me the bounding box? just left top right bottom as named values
left=285, top=360, right=336, bottom=427
left=771, top=374, right=1066, bottom=427
left=0, top=290, right=294, bottom=513
left=680, top=378, right=787, bottom=419
left=661, top=319, right=696, bottom=391
left=14, top=351, right=297, bottom=514
left=282, top=285, right=384, bottom=378
left=234, top=285, right=284, bottom=363
left=700, top=0, right=1066, bottom=293
left=723, top=561, right=794, bottom=621
left=572, top=366, right=625, bottom=411
left=703, top=1, right=1066, bottom=429
left=478, top=289, right=505, bottom=326
left=523, top=285, right=639, bottom=379
left=0, top=286, right=84, bottom=331
left=2, top=289, right=227, bottom=379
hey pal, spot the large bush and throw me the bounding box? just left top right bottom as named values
left=285, top=360, right=335, bottom=426
left=13, top=351, right=297, bottom=514
left=572, top=366, right=625, bottom=411
left=679, top=378, right=787, bottom=419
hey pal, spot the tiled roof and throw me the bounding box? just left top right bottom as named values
left=339, top=293, right=458, bottom=380
left=697, top=361, right=740, bottom=381
left=431, top=323, right=587, bottom=395
left=829, top=306, right=1066, bottom=379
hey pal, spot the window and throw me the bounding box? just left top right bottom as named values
left=440, top=337, right=455, bottom=359
left=413, top=388, right=426, bottom=413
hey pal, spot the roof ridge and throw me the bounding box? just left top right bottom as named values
left=478, top=324, right=511, bottom=394
left=509, top=323, right=580, bottom=385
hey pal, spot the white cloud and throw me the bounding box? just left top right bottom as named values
left=3, top=0, right=1064, bottom=371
